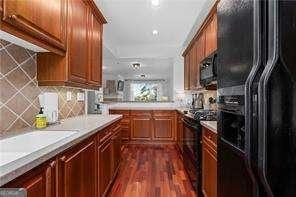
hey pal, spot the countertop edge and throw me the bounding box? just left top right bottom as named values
left=200, top=121, right=217, bottom=133
left=0, top=115, right=122, bottom=186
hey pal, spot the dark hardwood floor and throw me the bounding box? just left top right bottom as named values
left=109, top=144, right=196, bottom=197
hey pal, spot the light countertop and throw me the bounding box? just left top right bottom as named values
left=200, top=121, right=217, bottom=133
left=0, top=114, right=122, bottom=186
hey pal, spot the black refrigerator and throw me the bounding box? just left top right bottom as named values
left=217, top=0, right=296, bottom=196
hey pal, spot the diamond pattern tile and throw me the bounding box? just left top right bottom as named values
left=6, top=67, right=31, bottom=89
left=5, top=44, right=30, bottom=64
left=0, top=106, right=17, bottom=131
left=0, top=77, right=17, bottom=104
left=6, top=92, right=31, bottom=115
left=0, top=39, right=86, bottom=132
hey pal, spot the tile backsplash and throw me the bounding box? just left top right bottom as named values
left=0, top=39, right=85, bottom=132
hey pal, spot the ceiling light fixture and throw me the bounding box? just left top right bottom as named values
left=140, top=74, right=146, bottom=78
left=152, top=30, right=158, bottom=35
left=132, top=63, right=141, bottom=69
left=151, top=0, right=160, bottom=7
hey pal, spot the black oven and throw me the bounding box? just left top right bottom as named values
left=200, top=51, right=217, bottom=86
left=182, top=116, right=202, bottom=195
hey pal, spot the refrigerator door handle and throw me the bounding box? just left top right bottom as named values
left=258, top=1, right=278, bottom=196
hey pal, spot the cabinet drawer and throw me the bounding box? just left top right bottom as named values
left=153, top=110, right=175, bottom=116
left=202, top=127, right=217, bottom=149
left=110, top=110, right=130, bottom=117
left=98, top=129, right=113, bottom=144
left=130, top=110, right=152, bottom=116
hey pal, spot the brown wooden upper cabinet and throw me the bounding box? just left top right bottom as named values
left=37, top=0, right=107, bottom=89
left=184, top=53, right=190, bottom=90
left=1, top=0, right=67, bottom=55
left=183, top=6, right=217, bottom=90
left=205, top=13, right=218, bottom=57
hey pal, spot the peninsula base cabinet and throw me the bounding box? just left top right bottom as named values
left=110, top=110, right=177, bottom=143
left=2, top=120, right=122, bottom=197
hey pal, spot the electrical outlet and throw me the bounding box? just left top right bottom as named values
left=77, top=92, right=85, bottom=101
left=66, top=91, right=72, bottom=101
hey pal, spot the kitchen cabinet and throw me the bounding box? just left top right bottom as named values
left=152, top=110, right=176, bottom=141
left=3, top=159, right=57, bottom=197
left=58, top=137, right=97, bottom=197
left=111, top=110, right=176, bottom=143
left=68, top=0, right=89, bottom=85
left=189, top=43, right=197, bottom=90
left=98, top=135, right=113, bottom=197
left=2, top=120, right=122, bottom=197
left=202, top=126, right=217, bottom=197
left=0, top=0, right=67, bottom=55
left=109, top=110, right=131, bottom=142
left=177, top=111, right=183, bottom=153
left=37, top=0, right=107, bottom=89
left=112, top=125, right=122, bottom=175
left=131, top=111, right=152, bottom=141
left=184, top=54, right=190, bottom=90
left=88, top=8, right=103, bottom=87
left=182, top=5, right=217, bottom=90
left=205, top=13, right=218, bottom=57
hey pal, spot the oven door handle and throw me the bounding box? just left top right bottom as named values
left=182, top=118, right=199, bottom=130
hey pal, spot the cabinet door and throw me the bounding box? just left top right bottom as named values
left=205, top=13, right=217, bottom=57
left=177, top=114, right=183, bottom=152
left=58, top=139, right=96, bottom=197
left=3, top=160, right=57, bottom=197
left=196, top=32, right=205, bottom=89
left=98, top=138, right=113, bottom=197
left=112, top=127, right=122, bottom=175
left=184, top=53, right=190, bottom=90
left=88, top=11, right=103, bottom=87
left=153, top=116, right=174, bottom=141
left=1, top=0, right=66, bottom=53
left=202, top=140, right=217, bottom=197
left=68, top=0, right=88, bottom=84
left=131, top=116, right=152, bottom=140
left=189, top=42, right=198, bottom=90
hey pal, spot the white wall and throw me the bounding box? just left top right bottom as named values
left=173, top=55, right=184, bottom=100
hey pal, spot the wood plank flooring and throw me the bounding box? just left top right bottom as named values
left=109, top=144, right=197, bottom=197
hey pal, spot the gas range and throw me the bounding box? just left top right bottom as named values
left=186, top=109, right=217, bottom=122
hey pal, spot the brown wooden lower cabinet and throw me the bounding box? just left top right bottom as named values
left=3, top=120, right=122, bottom=197
left=3, top=159, right=57, bottom=197
left=131, top=115, right=152, bottom=140
left=202, top=126, right=217, bottom=197
left=98, top=135, right=113, bottom=197
left=58, top=137, right=97, bottom=197
left=110, top=109, right=177, bottom=143
left=177, top=112, right=183, bottom=153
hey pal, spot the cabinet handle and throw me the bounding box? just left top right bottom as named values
left=60, top=156, right=66, bottom=162
left=49, top=160, right=56, bottom=168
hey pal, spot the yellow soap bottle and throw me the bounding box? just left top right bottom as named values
left=36, top=107, right=47, bottom=129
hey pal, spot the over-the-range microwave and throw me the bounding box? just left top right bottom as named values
left=200, top=51, right=217, bottom=86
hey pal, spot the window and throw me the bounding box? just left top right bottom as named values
left=131, top=83, right=158, bottom=102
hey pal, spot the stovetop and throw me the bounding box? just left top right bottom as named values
left=186, top=109, right=217, bottom=121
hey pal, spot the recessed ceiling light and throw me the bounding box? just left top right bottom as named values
left=151, top=0, right=160, bottom=7
left=132, top=63, right=141, bottom=69
left=140, top=74, right=146, bottom=78
left=152, top=30, right=158, bottom=35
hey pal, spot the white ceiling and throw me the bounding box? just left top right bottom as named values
left=95, top=0, right=210, bottom=58
left=96, top=0, right=216, bottom=80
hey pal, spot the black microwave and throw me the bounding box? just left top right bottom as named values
left=200, top=52, right=217, bottom=86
